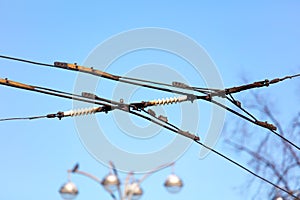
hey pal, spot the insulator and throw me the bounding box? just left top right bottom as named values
left=149, top=95, right=188, bottom=106
left=64, top=107, right=99, bottom=117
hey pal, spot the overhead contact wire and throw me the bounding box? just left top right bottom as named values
left=0, top=76, right=298, bottom=198
left=1, top=55, right=300, bottom=150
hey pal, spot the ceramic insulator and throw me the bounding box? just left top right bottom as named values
left=64, top=107, right=99, bottom=117
left=149, top=95, right=188, bottom=106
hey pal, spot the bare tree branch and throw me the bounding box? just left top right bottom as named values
left=226, top=90, right=300, bottom=199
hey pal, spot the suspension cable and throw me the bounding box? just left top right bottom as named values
left=0, top=55, right=53, bottom=67
left=1, top=54, right=300, bottom=150
left=207, top=99, right=300, bottom=150
left=0, top=78, right=298, bottom=198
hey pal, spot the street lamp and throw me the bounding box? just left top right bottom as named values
left=59, top=162, right=183, bottom=200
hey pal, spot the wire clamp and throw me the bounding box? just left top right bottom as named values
left=255, top=120, right=277, bottom=131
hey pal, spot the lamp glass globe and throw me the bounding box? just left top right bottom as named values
left=101, top=173, right=120, bottom=192
left=125, top=182, right=143, bottom=200
left=164, top=174, right=183, bottom=193
left=59, top=182, right=78, bottom=200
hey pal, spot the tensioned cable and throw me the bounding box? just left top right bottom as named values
left=0, top=55, right=216, bottom=94
left=0, top=55, right=53, bottom=67
left=222, top=95, right=300, bottom=150
left=0, top=55, right=211, bottom=95
left=0, top=78, right=199, bottom=141
left=227, top=94, right=257, bottom=121
left=34, top=85, right=121, bottom=106
left=194, top=140, right=300, bottom=200
left=0, top=80, right=298, bottom=198
left=208, top=99, right=300, bottom=150
left=141, top=108, right=181, bottom=131
left=0, top=78, right=113, bottom=107
left=2, top=55, right=300, bottom=106
left=121, top=76, right=217, bottom=95
left=0, top=115, right=47, bottom=121
left=2, top=76, right=298, bottom=150
left=1, top=54, right=299, bottom=95
left=0, top=55, right=300, bottom=150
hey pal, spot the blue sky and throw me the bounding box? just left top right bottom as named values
left=0, top=1, right=299, bottom=200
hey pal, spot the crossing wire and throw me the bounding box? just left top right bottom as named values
left=0, top=54, right=299, bottom=150
left=0, top=78, right=298, bottom=199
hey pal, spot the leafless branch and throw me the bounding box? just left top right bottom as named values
left=226, top=90, right=300, bottom=199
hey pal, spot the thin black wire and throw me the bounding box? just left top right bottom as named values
left=0, top=79, right=113, bottom=108
left=0, top=82, right=298, bottom=199
left=117, top=78, right=200, bottom=96
left=121, top=76, right=216, bottom=94
left=209, top=99, right=300, bottom=151
left=226, top=95, right=258, bottom=121
left=225, top=95, right=300, bottom=150
left=269, top=129, right=300, bottom=150
left=0, top=115, right=47, bottom=121
left=1, top=54, right=300, bottom=150
left=129, top=110, right=180, bottom=135
left=0, top=55, right=53, bottom=67
left=1, top=114, right=296, bottom=198
left=194, top=140, right=300, bottom=200
left=0, top=54, right=213, bottom=92
left=35, top=85, right=120, bottom=106
left=4, top=82, right=298, bottom=151
left=141, top=108, right=180, bottom=131
left=281, top=74, right=300, bottom=79
left=1, top=54, right=299, bottom=95
left=0, top=54, right=212, bottom=95
left=1, top=56, right=300, bottom=143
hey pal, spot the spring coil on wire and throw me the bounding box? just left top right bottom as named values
left=64, top=107, right=99, bottom=117
left=149, top=95, right=188, bottom=106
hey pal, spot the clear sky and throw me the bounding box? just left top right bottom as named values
left=0, top=1, right=299, bottom=200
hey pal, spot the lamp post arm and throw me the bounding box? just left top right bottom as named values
left=68, top=169, right=101, bottom=183
left=68, top=169, right=117, bottom=200
left=138, top=162, right=174, bottom=184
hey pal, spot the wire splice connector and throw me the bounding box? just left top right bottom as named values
left=178, top=130, right=200, bottom=141
left=172, top=81, right=190, bottom=89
